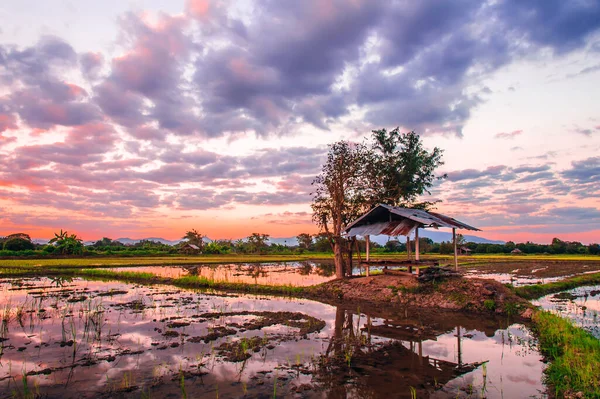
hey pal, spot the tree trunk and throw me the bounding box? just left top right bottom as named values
left=334, top=237, right=345, bottom=279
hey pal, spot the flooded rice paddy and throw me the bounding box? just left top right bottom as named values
left=99, top=261, right=406, bottom=287
left=534, top=285, right=600, bottom=339
left=0, top=276, right=546, bottom=398
left=464, top=259, right=600, bottom=287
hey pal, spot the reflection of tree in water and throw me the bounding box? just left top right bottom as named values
left=314, top=307, right=482, bottom=398
left=246, top=264, right=267, bottom=282
left=298, top=261, right=313, bottom=276
left=314, top=261, right=335, bottom=277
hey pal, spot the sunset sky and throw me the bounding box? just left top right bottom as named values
left=1, top=0, right=599, bottom=244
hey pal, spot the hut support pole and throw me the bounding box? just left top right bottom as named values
left=415, top=228, right=420, bottom=262
left=406, top=236, right=411, bottom=261
left=457, top=325, right=462, bottom=367
left=453, top=228, right=458, bottom=271
left=365, top=235, right=370, bottom=277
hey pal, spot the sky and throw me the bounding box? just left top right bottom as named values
left=1, top=0, right=600, bottom=244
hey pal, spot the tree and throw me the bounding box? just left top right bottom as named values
left=3, top=236, right=35, bottom=251
left=296, top=233, right=313, bottom=250
left=311, top=129, right=445, bottom=279
left=313, top=233, right=333, bottom=252
left=182, top=229, right=204, bottom=251
left=247, top=233, right=270, bottom=254
left=369, top=128, right=445, bottom=209
left=312, top=141, right=373, bottom=278
left=49, top=230, right=84, bottom=255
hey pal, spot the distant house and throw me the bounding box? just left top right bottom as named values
left=180, top=243, right=200, bottom=254
left=459, top=246, right=472, bottom=255
left=511, top=248, right=523, bottom=254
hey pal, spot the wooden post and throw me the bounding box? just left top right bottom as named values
left=365, top=235, right=370, bottom=277
left=406, top=235, right=411, bottom=260
left=453, top=228, right=458, bottom=271
left=348, top=237, right=354, bottom=277
left=415, top=227, right=420, bottom=262
left=457, top=325, right=462, bottom=367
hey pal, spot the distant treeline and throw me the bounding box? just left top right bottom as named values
left=0, top=232, right=598, bottom=257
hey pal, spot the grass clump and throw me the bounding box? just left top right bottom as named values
left=483, top=299, right=495, bottom=311
left=515, top=272, right=600, bottom=299
left=533, top=311, right=600, bottom=398
left=79, top=269, right=157, bottom=281
left=173, top=275, right=304, bottom=296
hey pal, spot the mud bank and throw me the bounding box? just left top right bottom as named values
left=307, top=274, right=533, bottom=317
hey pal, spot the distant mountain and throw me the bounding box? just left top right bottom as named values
left=32, top=232, right=502, bottom=248
left=267, top=237, right=299, bottom=246
left=369, top=230, right=504, bottom=245
left=114, top=237, right=185, bottom=246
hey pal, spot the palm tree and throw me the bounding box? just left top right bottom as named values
left=49, top=230, right=84, bottom=255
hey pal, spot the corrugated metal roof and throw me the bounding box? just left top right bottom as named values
left=344, top=204, right=480, bottom=237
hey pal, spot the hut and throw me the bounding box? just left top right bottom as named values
left=180, top=243, right=200, bottom=254
left=344, top=204, right=480, bottom=275
left=459, top=246, right=472, bottom=255
left=511, top=248, right=522, bottom=254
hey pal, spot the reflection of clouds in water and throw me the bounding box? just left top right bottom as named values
left=0, top=277, right=545, bottom=398
left=535, top=285, right=600, bottom=338
left=421, top=324, right=544, bottom=399
left=105, top=261, right=337, bottom=286
left=421, top=341, right=450, bottom=358
left=506, top=373, right=540, bottom=385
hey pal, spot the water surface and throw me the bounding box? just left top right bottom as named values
left=0, top=277, right=546, bottom=398
left=533, top=284, right=600, bottom=338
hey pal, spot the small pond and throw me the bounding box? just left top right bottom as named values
left=533, top=285, right=600, bottom=338
left=0, top=277, right=546, bottom=398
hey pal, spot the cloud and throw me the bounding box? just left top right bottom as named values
left=2, top=1, right=600, bottom=239
left=495, top=130, right=523, bottom=139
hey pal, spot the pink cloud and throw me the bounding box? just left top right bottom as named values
left=186, top=0, right=211, bottom=19
left=494, top=130, right=523, bottom=139
left=0, top=114, right=18, bottom=132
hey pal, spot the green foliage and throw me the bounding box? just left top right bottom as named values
left=182, top=229, right=204, bottom=250
left=246, top=233, right=270, bottom=254
left=48, top=230, right=84, bottom=255
left=483, top=299, right=496, bottom=311
left=383, top=239, right=406, bottom=252
left=296, top=233, right=313, bottom=250
left=515, top=272, right=600, bottom=299
left=3, top=237, right=35, bottom=251
left=370, top=128, right=445, bottom=208
left=203, top=241, right=229, bottom=254
left=533, top=311, right=600, bottom=397
left=503, top=302, right=521, bottom=316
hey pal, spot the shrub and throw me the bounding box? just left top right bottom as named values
left=3, top=237, right=35, bottom=251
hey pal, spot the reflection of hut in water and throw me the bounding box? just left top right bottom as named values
left=315, top=306, right=485, bottom=398
left=180, top=243, right=200, bottom=254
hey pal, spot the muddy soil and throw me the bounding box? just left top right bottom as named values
left=308, top=274, right=532, bottom=317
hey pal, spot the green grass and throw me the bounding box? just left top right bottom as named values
left=515, top=272, right=600, bottom=299
left=533, top=311, right=600, bottom=398
left=173, top=275, right=305, bottom=295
